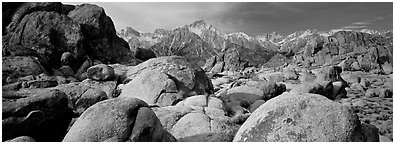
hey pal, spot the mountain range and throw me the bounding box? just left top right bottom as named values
left=117, top=20, right=393, bottom=73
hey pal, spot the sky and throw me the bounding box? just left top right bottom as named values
left=66, top=2, right=393, bottom=36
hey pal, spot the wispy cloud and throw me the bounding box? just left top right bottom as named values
left=342, top=25, right=367, bottom=29
left=343, top=16, right=387, bottom=30
left=352, top=21, right=370, bottom=25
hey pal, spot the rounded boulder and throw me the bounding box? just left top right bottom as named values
left=233, top=92, right=366, bottom=142
left=122, top=56, right=214, bottom=105
left=63, top=97, right=176, bottom=142
left=87, top=64, right=115, bottom=81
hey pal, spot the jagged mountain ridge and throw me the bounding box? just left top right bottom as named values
left=117, top=20, right=392, bottom=72
left=117, top=20, right=276, bottom=69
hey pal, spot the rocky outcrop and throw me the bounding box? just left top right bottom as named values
left=63, top=97, right=176, bottom=142
left=288, top=30, right=392, bottom=72
left=2, top=2, right=136, bottom=86
left=233, top=92, right=375, bottom=142
left=5, top=11, right=85, bottom=68
left=203, top=43, right=274, bottom=73
left=68, top=4, right=134, bottom=65
left=4, top=2, right=63, bottom=34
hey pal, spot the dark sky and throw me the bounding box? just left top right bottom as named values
left=68, top=2, right=393, bottom=36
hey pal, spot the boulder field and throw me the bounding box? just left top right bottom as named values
left=2, top=2, right=392, bottom=142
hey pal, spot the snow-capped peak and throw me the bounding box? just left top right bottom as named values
left=228, top=32, right=252, bottom=41
left=187, top=20, right=228, bottom=39
left=190, top=20, right=207, bottom=27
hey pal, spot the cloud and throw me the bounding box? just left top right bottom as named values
left=342, top=25, right=367, bottom=29
left=345, top=15, right=388, bottom=30
left=352, top=21, right=370, bottom=25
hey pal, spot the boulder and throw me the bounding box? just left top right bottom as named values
left=63, top=97, right=175, bottom=142
left=2, top=2, right=24, bottom=35
left=153, top=105, right=237, bottom=142
left=108, top=63, right=129, bottom=83
left=134, top=47, right=156, bottom=62
left=60, top=52, right=76, bottom=67
left=351, top=61, right=361, bottom=71
left=2, top=81, right=23, bottom=91
left=338, top=57, right=357, bottom=71
left=382, top=62, right=392, bottom=74
left=59, top=65, right=75, bottom=77
left=221, top=86, right=263, bottom=105
left=2, top=56, right=47, bottom=83
left=74, top=88, right=107, bottom=114
left=219, top=85, right=269, bottom=124
left=289, top=81, right=330, bottom=96
left=379, top=88, right=392, bottom=98
left=87, top=64, right=115, bottom=81
left=23, top=79, right=58, bottom=88
left=80, top=79, right=118, bottom=99
left=202, top=56, right=216, bottom=72
left=2, top=88, right=73, bottom=142
left=123, top=56, right=213, bottom=102
left=379, top=135, right=392, bottom=142
left=6, top=11, right=84, bottom=68
left=350, top=83, right=365, bottom=92
left=360, top=123, right=379, bottom=142
left=120, top=70, right=182, bottom=106
left=5, top=2, right=62, bottom=34
left=75, top=57, right=93, bottom=81
left=357, top=55, right=371, bottom=72
left=68, top=3, right=133, bottom=64
left=233, top=92, right=366, bottom=142
left=210, top=62, right=225, bottom=74
left=341, top=71, right=364, bottom=84
left=249, top=100, right=266, bottom=113
left=175, top=95, right=225, bottom=110
left=246, top=81, right=286, bottom=101
left=359, top=78, right=370, bottom=89
left=282, top=67, right=299, bottom=80
left=365, top=89, right=378, bottom=98
left=211, top=77, right=232, bottom=88
left=60, top=4, right=75, bottom=15
left=258, top=72, right=284, bottom=82
left=352, top=99, right=367, bottom=108
left=50, top=82, right=107, bottom=114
